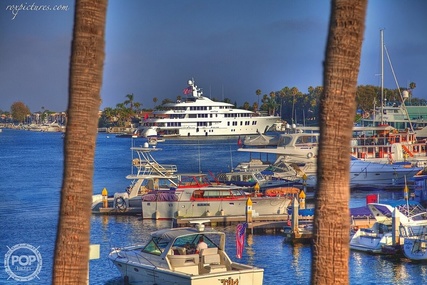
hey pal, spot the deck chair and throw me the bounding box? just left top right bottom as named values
left=199, top=247, right=227, bottom=273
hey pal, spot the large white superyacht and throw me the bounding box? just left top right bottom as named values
left=140, top=79, right=280, bottom=137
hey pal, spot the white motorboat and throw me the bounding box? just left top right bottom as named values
left=233, top=157, right=317, bottom=188
left=238, top=132, right=423, bottom=189
left=402, top=229, right=427, bottom=261
left=240, top=130, right=427, bottom=165
left=400, top=209, right=427, bottom=260
left=139, top=79, right=280, bottom=137
left=109, top=222, right=264, bottom=285
left=91, top=143, right=179, bottom=215
left=141, top=173, right=292, bottom=219
left=350, top=201, right=427, bottom=254
left=216, top=169, right=302, bottom=190
left=349, top=219, right=393, bottom=254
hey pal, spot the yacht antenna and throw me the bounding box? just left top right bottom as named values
left=198, top=139, right=202, bottom=173
left=380, top=29, right=384, bottom=124
left=229, top=144, right=234, bottom=171
left=131, top=135, right=136, bottom=175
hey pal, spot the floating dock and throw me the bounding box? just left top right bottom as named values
left=174, top=214, right=313, bottom=234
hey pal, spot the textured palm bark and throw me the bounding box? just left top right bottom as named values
left=311, top=1, right=367, bottom=284
left=53, top=1, right=107, bottom=284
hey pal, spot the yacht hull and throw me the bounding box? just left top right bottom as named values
left=403, top=238, right=427, bottom=260
left=142, top=197, right=291, bottom=219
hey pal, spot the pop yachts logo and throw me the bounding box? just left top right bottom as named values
left=4, top=243, right=42, bottom=281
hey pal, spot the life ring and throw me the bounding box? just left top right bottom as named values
left=132, top=158, right=141, bottom=166
left=307, top=152, right=314, bottom=159
left=115, top=196, right=127, bottom=211
left=265, top=187, right=300, bottom=197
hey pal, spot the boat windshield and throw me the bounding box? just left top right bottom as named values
left=278, top=136, right=293, bottom=147
left=295, top=135, right=318, bottom=145
left=253, top=172, right=265, bottom=181
left=179, top=174, right=211, bottom=187
left=171, top=233, right=222, bottom=254
left=141, top=238, right=169, bottom=256
left=192, top=189, right=246, bottom=199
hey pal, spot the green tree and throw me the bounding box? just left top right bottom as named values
left=267, top=91, right=279, bottom=115
left=124, top=93, right=135, bottom=112
left=10, top=101, right=30, bottom=123
left=243, top=101, right=250, bottom=110
left=115, top=102, right=132, bottom=127
left=256, top=89, right=261, bottom=106
left=279, top=90, right=286, bottom=119
left=133, top=102, right=141, bottom=112
left=260, top=94, right=269, bottom=112
left=53, top=0, right=107, bottom=283
left=290, top=87, right=299, bottom=124
left=311, top=1, right=367, bottom=284
left=252, top=102, right=258, bottom=112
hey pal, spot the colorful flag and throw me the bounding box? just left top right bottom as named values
left=183, top=86, right=192, bottom=95
left=236, top=222, right=247, bottom=258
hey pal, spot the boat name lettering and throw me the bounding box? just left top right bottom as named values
left=197, top=203, right=210, bottom=206
left=220, top=277, right=239, bottom=285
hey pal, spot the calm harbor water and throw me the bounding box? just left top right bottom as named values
left=1, top=129, right=427, bottom=284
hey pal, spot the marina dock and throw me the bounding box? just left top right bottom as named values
left=174, top=214, right=374, bottom=235
left=174, top=214, right=303, bottom=234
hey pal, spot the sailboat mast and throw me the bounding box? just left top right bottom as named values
left=380, top=29, right=384, bottom=124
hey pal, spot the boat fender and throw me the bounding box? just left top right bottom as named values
left=307, top=152, right=314, bottom=159
left=115, top=196, right=127, bottom=211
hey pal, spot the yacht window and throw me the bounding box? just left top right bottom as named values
left=193, top=190, right=204, bottom=198
left=231, top=189, right=245, bottom=197
left=278, top=136, right=292, bottom=146
left=242, top=175, right=252, bottom=181
left=230, top=175, right=241, bottom=182
left=254, top=172, right=264, bottom=180
left=203, top=190, right=223, bottom=198
left=295, top=135, right=318, bottom=145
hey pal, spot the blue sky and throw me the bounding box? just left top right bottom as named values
left=1, top=0, right=426, bottom=113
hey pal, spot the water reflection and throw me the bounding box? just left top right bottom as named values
left=289, top=243, right=312, bottom=282
left=246, top=233, right=255, bottom=263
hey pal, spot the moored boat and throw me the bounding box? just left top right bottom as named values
left=139, top=79, right=280, bottom=137
left=91, top=143, right=179, bottom=215
left=349, top=201, right=427, bottom=254
left=108, top=222, right=264, bottom=285
left=215, top=169, right=303, bottom=191
left=402, top=231, right=427, bottom=261
left=141, top=173, right=293, bottom=219
left=238, top=132, right=424, bottom=189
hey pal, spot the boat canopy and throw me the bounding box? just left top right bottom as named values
left=150, top=227, right=223, bottom=243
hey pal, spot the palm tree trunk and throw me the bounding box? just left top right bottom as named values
left=311, top=1, right=367, bottom=284
left=53, top=1, right=107, bottom=284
